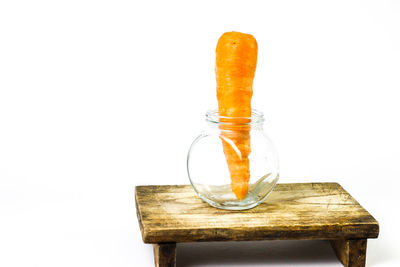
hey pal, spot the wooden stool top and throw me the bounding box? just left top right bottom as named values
left=135, top=183, right=379, bottom=244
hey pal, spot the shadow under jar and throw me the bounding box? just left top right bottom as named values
left=187, top=109, right=279, bottom=210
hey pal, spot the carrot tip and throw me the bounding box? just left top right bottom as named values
left=231, top=182, right=248, bottom=200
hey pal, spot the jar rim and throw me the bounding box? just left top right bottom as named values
left=205, top=109, right=264, bottom=125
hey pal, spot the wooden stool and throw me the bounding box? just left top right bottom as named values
left=135, top=183, right=379, bottom=267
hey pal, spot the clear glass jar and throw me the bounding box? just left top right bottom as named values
left=187, top=109, right=279, bottom=210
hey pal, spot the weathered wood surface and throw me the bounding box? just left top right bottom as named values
left=153, top=243, right=176, bottom=267
left=330, top=239, right=367, bottom=267
left=135, top=183, right=379, bottom=243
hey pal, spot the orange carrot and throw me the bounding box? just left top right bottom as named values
left=216, top=31, right=258, bottom=200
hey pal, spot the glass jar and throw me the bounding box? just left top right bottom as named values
left=187, top=109, right=279, bottom=210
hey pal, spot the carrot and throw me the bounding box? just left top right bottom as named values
left=216, top=31, right=258, bottom=200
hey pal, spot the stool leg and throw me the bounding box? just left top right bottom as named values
left=153, top=243, right=176, bottom=267
left=330, top=239, right=367, bottom=267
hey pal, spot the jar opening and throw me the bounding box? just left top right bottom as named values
left=206, top=109, right=264, bottom=125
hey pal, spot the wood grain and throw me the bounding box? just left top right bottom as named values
left=153, top=243, right=176, bottom=267
left=330, top=239, right=367, bottom=267
left=135, top=183, right=379, bottom=244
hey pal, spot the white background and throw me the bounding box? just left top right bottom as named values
left=1, top=0, right=399, bottom=266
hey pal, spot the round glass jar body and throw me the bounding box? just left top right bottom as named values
left=187, top=109, right=279, bottom=210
